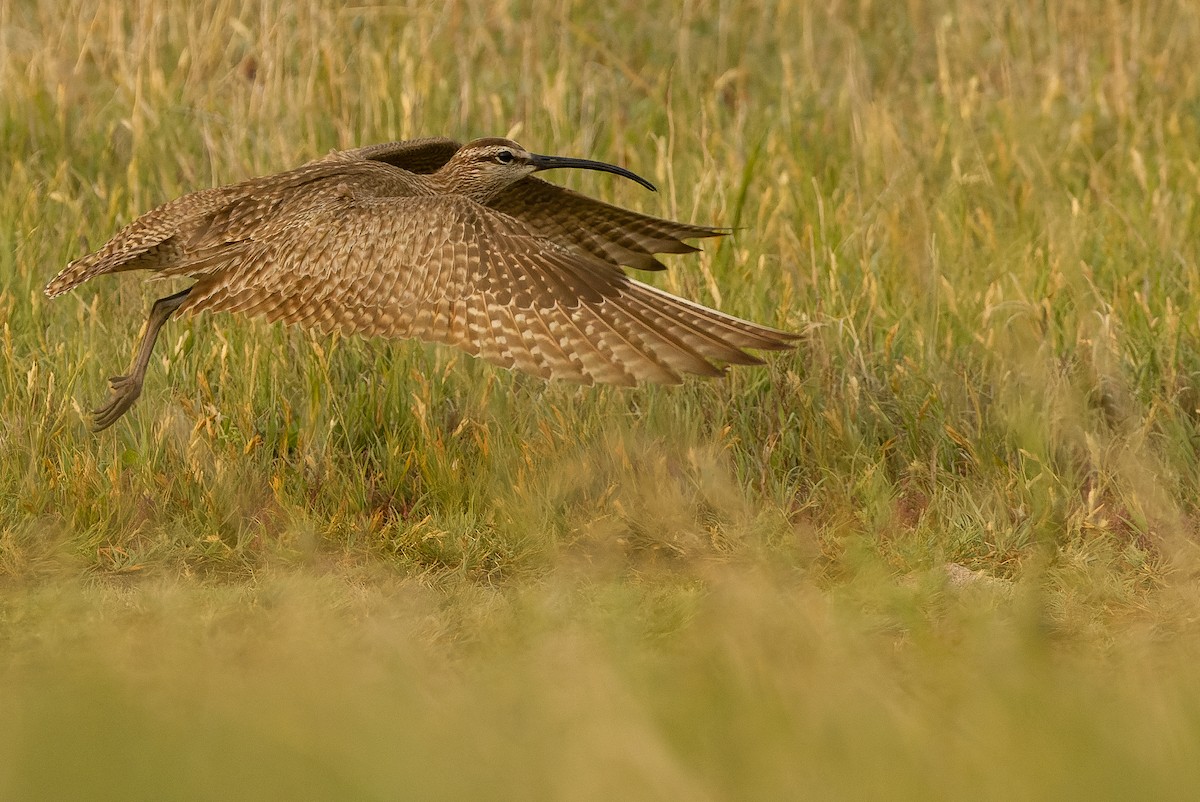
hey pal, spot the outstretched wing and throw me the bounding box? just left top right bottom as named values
left=334, top=139, right=725, bottom=272
left=181, top=195, right=793, bottom=386
left=488, top=177, right=727, bottom=272
left=327, top=137, right=463, bottom=174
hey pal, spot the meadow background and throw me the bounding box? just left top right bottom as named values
left=4, top=0, right=1200, bottom=798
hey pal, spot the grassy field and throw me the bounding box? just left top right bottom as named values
left=5, top=0, right=1200, bottom=797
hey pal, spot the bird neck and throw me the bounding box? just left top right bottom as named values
left=428, top=164, right=507, bottom=204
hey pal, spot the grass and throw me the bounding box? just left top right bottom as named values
left=4, top=0, right=1200, bottom=797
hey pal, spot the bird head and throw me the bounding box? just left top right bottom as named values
left=434, top=137, right=656, bottom=202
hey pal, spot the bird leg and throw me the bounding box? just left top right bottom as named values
left=92, top=287, right=192, bottom=431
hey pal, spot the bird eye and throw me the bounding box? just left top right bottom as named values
left=495, top=150, right=515, bottom=164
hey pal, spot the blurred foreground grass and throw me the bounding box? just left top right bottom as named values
left=8, top=568, right=1200, bottom=801
left=5, top=0, right=1200, bottom=797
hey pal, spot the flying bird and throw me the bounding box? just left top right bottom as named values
left=45, top=137, right=797, bottom=430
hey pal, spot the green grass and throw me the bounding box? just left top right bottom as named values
left=5, top=0, right=1200, bottom=797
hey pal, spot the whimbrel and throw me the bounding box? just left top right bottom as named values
left=45, top=137, right=797, bottom=430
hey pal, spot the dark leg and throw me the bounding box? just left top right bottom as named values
left=92, top=287, right=192, bottom=431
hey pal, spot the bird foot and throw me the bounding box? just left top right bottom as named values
left=91, top=374, right=144, bottom=431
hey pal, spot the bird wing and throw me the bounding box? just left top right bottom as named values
left=331, top=141, right=727, bottom=271
left=487, top=176, right=727, bottom=272
left=181, top=195, right=793, bottom=386
left=326, top=137, right=463, bottom=174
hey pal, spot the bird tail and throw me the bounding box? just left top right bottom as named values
left=44, top=242, right=169, bottom=297
left=45, top=184, right=240, bottom=299
left=45, top=253, right=109, bottom=298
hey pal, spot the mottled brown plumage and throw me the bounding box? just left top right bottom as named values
left=45, top=137, right=797, bottom=430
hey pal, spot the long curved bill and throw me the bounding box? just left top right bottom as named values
left=528, top=152, right=657, bottom=191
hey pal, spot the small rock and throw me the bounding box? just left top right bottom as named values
left=942, top=562, right=1012, bottom=591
